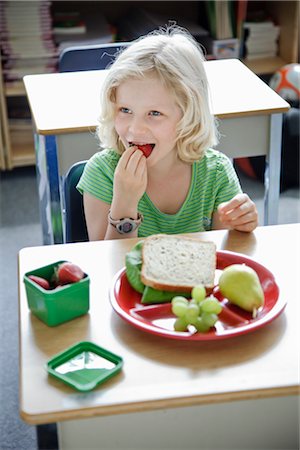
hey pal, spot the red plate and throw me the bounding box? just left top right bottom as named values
left=109, top=251, right=284, bottom=340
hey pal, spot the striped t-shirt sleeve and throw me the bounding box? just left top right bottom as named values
left=77, top=150, right=119, bottom=204
left=214, top=153, right=242, bottom=209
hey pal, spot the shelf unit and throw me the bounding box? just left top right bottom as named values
left=0, top=0, right=299, bottom=170
left=0, top=64, right=8, bottom=169
left=3, top=80, right=35, bottom=169
left=243, top=1, right=299, bottom=74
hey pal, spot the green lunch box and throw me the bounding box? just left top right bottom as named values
left=23, top=260, right=90, bottom=326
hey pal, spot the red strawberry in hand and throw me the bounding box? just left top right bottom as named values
left=57, top=262, right=84, bottom=284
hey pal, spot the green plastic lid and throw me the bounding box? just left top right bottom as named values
left=46, top=341, right=123, bottom=392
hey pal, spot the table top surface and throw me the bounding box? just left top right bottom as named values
left=23, top=59, right=289, bottom=135
left=18, top=224, right=300, bottom=425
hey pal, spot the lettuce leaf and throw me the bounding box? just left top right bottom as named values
left=125, top=240, right=145, bottom=294
left=141, top=286, right=189, bottom=304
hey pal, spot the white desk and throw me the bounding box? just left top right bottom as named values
left=24, top=59, right=289, bottom=244
left=18, top=225, right=300, bottom=449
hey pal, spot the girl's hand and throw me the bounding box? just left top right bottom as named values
left=216, top=193, right=258, bottom=232
left=112, top=146, right=147, bottom=212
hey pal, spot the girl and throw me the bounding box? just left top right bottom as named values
left=77, top=27, right=258, bottom=240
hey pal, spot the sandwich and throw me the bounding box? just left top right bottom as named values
left=141, top=234, right=216, bottom=292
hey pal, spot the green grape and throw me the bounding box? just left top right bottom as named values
left=194, top=317, right=211, bottom=333
left=200, top=296, right=223, bottom=314
left=185, top=303, right=200, bottom=323
left=201, top=312, right=218, bottom=327
left=172, top=296, right=189, bottom=306
left=189, top=298, right=197, bottom=305
left=172, top=301, right=188, bottom=318
left=191, top=284, right=206, bottom=303
left=174, top=317, right=188, bottom=332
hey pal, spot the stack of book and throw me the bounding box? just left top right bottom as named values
left=52, top=11, right=87, bottom=36
left=53, top=10, right=114, bottom=54
left=243, top=21, right=280, bottom=60
left=0, top=0, right=58, bottom=86
left=205, top=1, right=240, bottom=59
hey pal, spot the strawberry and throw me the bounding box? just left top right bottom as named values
left=137, top=144, right=154, bottom=158
left=28, top=275, right=50, bottom=290
left=57, top=262, right=84, bottom=284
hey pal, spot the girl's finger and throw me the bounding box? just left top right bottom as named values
left=218, top=193, right=249, bottom=214
left=125, top=149, right=144, bottom=173
left=222, top=209, right=258, bottom=229
left=231, top=210, right=257, bottom=225
left=221, top=200, right=252, bottom=221
left=117, top=146, right=138, bottom=169
left=134, top=154, right=147, bottom=178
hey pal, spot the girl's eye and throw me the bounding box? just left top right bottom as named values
left=149, top=110, right=161, bottom=117
left=120, top=107, right=131, bottom=114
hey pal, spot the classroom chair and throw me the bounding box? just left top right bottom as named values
left=63, top=160, right=88, bottom=243
left=59, top=42, right=130, bottom=72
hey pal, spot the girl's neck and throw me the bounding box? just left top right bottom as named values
left=147, top=152, right=187, bottom=180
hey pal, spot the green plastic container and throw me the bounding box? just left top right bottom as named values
left=23, top=260, right=90, bottom=326
left=46, top=341, right=123, bottom=392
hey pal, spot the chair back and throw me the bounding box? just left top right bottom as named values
left=59, top=42, right=130, bottom=72
left=63, top=161, right=88, bottom=243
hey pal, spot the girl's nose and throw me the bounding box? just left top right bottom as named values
left=128, top=115, right=147, bottom=137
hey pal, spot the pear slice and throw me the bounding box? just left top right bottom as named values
left=218, top=264, right=264, bottom=314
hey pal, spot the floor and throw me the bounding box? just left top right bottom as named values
left=0, top=167, right=41, bottom=450
left=0, top=164, right=299, bottom=450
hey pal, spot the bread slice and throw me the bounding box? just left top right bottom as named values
left=141, top=234, right=216, bottom=292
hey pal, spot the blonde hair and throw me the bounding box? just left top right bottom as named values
left=97, top=26, right=219, bottom=162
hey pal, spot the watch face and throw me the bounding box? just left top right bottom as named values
left=122, top=222, right=133, bottom=233
left=117, top=221, right=135, bottom=234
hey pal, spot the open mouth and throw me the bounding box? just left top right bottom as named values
left=129, top=142, right=155, bottom=158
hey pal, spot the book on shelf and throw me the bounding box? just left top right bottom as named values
left=243, top=20, right=280, bottom=60
left=52, top=11, right=87, bottom=35
left=243, top=20, right=278, bottom=31
left=243, top=24, right=280, bottom=42
left=1, top=39, right=57, bottom=58
left=205, top=1, right=235, bottom=40
left=0, top=0, right=58, bottom=82
left=3, top=64, right=57, bottom=80
left=55, top=11, right=114, bottom=52
left=245, top=51, right=277, bottom=61
left=2, top=56, right=57, bottom=68
left=246, top=41, right=278, bottom=53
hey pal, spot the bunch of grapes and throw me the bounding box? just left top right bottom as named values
left=172, top=284, right=223, bottom=333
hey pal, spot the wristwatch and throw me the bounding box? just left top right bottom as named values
left=108, top=211, right=144, bottom=234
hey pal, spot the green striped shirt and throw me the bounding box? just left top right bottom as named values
left=77, top=148, right=242, bottom=237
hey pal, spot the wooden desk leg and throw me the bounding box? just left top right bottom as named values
left=35, top=133, right=64, bottom=244
left=264, top=113, right=283, bottom=225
